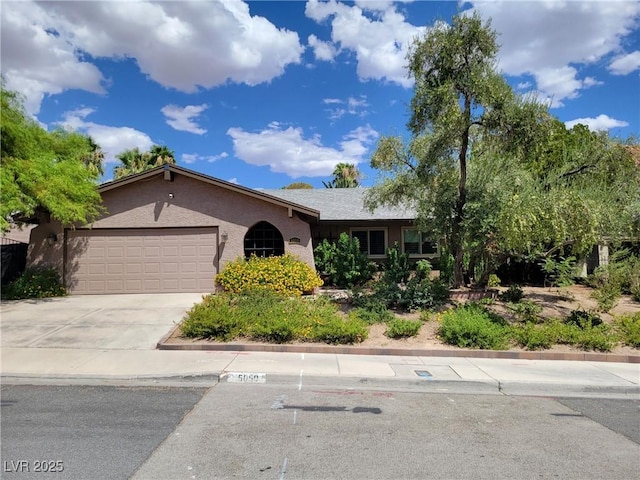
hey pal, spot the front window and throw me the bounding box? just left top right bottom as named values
left=244, top=221, right=284, bottom=257
left=350, top=228, right=387, bottom=257
left=402, top=228, right=439, bottom=257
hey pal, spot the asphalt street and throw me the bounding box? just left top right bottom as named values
left=2, top=381, right=638, bottom=480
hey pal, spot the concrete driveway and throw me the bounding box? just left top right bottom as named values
left=0, top=293, right=206, bottom=350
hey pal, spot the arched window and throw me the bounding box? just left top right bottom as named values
left=244, top=221, right=284, bottom=257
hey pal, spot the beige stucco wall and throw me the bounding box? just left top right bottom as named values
left=27, top=172, right=316, bottom=282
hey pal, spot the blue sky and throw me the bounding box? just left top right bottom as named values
left=2, top=0, right=639, bottom=189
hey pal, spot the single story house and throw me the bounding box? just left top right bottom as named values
left=26, top=165, right=435, bottom=295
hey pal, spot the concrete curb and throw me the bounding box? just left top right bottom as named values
left=157, top=325, right=640, bottom=363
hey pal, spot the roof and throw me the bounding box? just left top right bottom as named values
left=262, top=188, right=417, bottom=221
left=98, top=165, right=320, bottom=220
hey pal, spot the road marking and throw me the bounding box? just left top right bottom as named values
left=298, top=370, right=304, bottom=391
left=293, top=410, right=297, bottom=425
left=279, top=457, right=288, bottom=480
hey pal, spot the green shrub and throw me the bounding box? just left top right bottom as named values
left=2, top=267, right=66, bottom=299
left=311, top=317, right=368, bottom=344
left=438, top=304, right=509, bottom=350
left=574, top=324, right=614, bottom=352
left=487, top=274, right=501, bottom=288
left=499, top=284, right=524, bottom=303
left=511, top=322, right=554, bottom=350
left=181, top=293, right=245, bottom=341
left=373, top=249, right=449, bottom=311
left=590, top=282, right=620, bottom=312
left=348, top=307, right=395, bottom=325
left=182, top=290, right=370, bottom=345
left=385, top=318, right=422, bottom=339
left=541, top=255, right=577, bottom=288
left=565, top=309, right=603, bottom=329
left=613, top=313, right=640, bottom=348
left=508, top=300, right=542, bottom=323
left=216, top=254, right=322, bottom=296
left=313, top=233, right=376, bottom=288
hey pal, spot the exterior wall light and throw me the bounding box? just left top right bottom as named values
left=221, top=231, right=229, bottom=243
left=46, top=233, right=58, bottom=246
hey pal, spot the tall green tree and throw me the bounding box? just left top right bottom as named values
left=366, top=13, right=551, bottom=287
left=282, top=182, right=313, bottom=189
left=323, top=163, right=361, bottom=188
left=113, top=145, right=176, bottom=179
left=0, top=85, right=103, bottom=232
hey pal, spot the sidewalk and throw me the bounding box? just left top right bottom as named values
left=2, top=346, right=639, bottom=398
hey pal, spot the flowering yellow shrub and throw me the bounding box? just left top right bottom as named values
left=216, top=254, right=323, bottom=296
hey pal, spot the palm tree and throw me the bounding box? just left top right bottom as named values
left=323, top=163, right=361, bottom=188
left=113, top=147, right=146, bottom=179
left=82, top=136, right=104, bottom=179
left=113, top=145, right=176, bottom=179
left=147, top=145, right=176, bottom=167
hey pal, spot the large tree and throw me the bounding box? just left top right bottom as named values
left=365, top=13, right=638, bottom=287
left=113, top=145, right=176, bottom=179
left=0, top=85, right=104, bottom=232
left=323, top=163, right=361, bottom=188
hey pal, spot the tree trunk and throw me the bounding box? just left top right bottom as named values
left=452, top=97, right=472, bottom=288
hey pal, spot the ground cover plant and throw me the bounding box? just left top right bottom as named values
left=2, top=267, right=66, bottom=299
left=181, top=290, right=367, bottom=344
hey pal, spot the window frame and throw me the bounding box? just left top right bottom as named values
left=401, top=227, right=439, bottom=258
left=244, top=221, right=285, bottom=258
left=349, top=227, right=388, bottom=258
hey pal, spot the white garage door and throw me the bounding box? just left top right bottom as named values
left=66, top=228, right=217, bottom=294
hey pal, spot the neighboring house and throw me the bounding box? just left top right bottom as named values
left=26, top=165, right=438, bottom=295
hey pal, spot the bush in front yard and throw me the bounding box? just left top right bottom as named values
left=215, top=254, right=323, bottom=296
left=181, top=289, right=371, bottom=345
left=438, top=303, right=509, bottom=350
left=612, top=313, right=640, bottom=348
left=180, top=293, right=245, bottom=341
left=385, top=318, right=422, bottom=339
left=2, top=267, right=66, bottom=299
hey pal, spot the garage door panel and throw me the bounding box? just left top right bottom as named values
left=67, top=228, right=217, bottom=294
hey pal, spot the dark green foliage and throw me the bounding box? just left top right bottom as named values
left=565, top=310, right=603, bottom=329
left=508, top=300, right=542, bottom=323
left=438, top=304, right=509, bottom=350
left=587, top=249, right=640, bottom=308
left=499, top=284, right=524, bottom=303
left=373, top=247, right=449, bottom=311
left=2, top=267, right=66, bottom=299
left=313, top=233, right=376, bottom=288
left=385, top=319, right=422, bottom=339
left=542, top=255, right=577, bottom=288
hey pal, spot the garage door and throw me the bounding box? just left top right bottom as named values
left=66, top=228, right=217, bottom=294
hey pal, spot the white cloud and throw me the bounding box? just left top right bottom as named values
left=227, top=122, right=379, bottom=178
left=565, top=114, right=629, bottom=131
left=609, top=51, right=640, bottom=75
left=305, top=0, right=425, bottom=87
left=57, top=109, right=154, bottom=164
left=0, top=2, right=105, bottom=115
left=467, top=1, right=640, bottom=107
left=323, top=95, right=369, bottom=120
left=228, top=178, right=240, bottom=185
left=161, top=104, right=208, bottom=135
left=181, top=152, right=228, bottom=164
left=308, top=34, right=339, bottom=62
left=1, top=1, right=304, bottom=113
